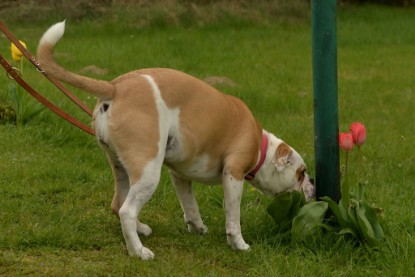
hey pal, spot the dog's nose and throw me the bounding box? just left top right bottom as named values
left=310, top=178, right=315, bottom=185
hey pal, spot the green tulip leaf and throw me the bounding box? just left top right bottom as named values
left=321, top=196, right=348, bottom=228
left=322, top=197, right=360, bottom=238
left=339, top=227, right=358, bottom=238
left=291, top=201, right=328, bottom=243
left=347, top=205, right=361, bottom=233
left=356, top=201, right=384, bottom=247
left=291, top=190, right=307, bottom=215
left=267, top=191, right=305, bottom=229
left=348, top=208, right=362, bottom=238
left=338, top=199, right=350, bottom=223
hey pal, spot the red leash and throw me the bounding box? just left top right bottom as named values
left=0, top=21, right=95, bottom=135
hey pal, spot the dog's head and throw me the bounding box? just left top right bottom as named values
left=250, top=134, right=315, bottom=201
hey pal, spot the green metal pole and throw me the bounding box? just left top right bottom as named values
left=312, top=0, right=340, bottom=201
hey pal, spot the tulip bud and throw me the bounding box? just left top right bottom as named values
left=350, top=122, right=366, bottom=145
left=11, top=40, right=27, bottom=62
left=339, top=132, right=354, bottom=152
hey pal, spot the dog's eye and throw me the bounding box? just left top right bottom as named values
left=301, top=169, right=306, bottom=178
left=296, top=166, right=306, bottom=182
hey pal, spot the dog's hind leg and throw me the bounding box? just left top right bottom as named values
left=170, top=172, right=208, bottom=234
left=109, top=155, right=129, bottom=216
left=117, top=156, right=164, bottom=260
left=108, top=155, right=152, bottom=236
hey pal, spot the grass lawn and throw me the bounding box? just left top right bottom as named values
left=1, top=3, right=415, bottom=276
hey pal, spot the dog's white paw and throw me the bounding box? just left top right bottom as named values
left=137, top=221, right=152, bottom=236
left=138, top=247, right=155, bottom=260
left=187, top=222, right=209, bottom=234
left=227, top=235, right=250, bottom=251
left=128, top=246, right=155, bottom=260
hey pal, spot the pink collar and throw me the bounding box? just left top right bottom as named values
left=245, top=133, right=268, bottom=181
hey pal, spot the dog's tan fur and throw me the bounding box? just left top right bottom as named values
left=37, top=21, right=314, bottom=260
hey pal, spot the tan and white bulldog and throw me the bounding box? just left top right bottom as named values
left=37, top=21, right=315, bottom=260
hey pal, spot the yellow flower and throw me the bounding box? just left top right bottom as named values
left=10, top=40, right=27, bottom=62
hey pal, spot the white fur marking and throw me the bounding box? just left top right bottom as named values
left=141, top=74, right=179, bottom=153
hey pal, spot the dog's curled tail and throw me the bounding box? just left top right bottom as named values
left=37, top=21, right=115, bottom=99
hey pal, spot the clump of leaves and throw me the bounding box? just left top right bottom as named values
left=267, top=191, right=328, bottom=243
left=8, top=82, right=44, bottom=125
left=267, top=122, right=384, bottom=248
left=266, top=191, right=306, bottom=231
left=321, top=184, right=384, bottom=248
left=0, top=102, right=16, bottom=124
left=267, top=188, right=383, bottom=247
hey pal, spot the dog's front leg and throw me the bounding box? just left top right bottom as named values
left=171, top=172, right=208, bottom=234
left=223, top=172, right=250, bottom=251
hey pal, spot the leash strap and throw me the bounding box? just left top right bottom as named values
left=0, top=54, right=95, bottom=136
left=0, top=20, right=93, bottom=116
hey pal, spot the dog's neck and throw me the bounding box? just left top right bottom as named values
left=248, top=133, right=287, bottom=196
left=244, top=131, right=269, bottom=181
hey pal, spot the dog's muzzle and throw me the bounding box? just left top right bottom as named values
left=302, top=175, right=316, bottom=202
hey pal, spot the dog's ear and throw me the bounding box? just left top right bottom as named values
left=273, top=142, right=293, bottom=171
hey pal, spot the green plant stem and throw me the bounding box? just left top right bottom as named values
left=20, top=59, right=23, bottom=75
left=342, top=151, right=350, bottom=209
left=356, top=145, right=361, bottom=186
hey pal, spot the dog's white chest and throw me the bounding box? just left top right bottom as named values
left=167, top=154, right=222, bottom=185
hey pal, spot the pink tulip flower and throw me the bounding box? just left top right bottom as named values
left=339, top=132, right=354, bottom=152
left=350, top=122, right=366, bottom=145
